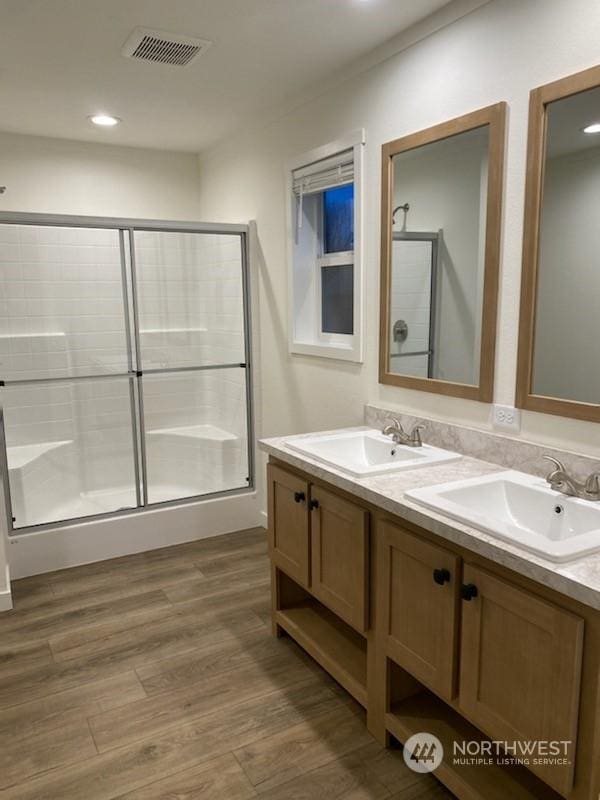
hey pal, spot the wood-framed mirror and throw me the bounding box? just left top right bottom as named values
left=379, top=103, right=506, bottom=401
left=516, top=65, right=600, bottom=423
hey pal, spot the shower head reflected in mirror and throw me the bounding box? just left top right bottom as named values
left=392, top=202, right=409, bottom=230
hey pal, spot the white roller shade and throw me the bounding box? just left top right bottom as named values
left=292, top=149, right=354, bottom=197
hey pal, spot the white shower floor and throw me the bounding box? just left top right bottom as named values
left=12, top=481, right=244, bottom=529
left=15, top=488, right=136, bottom=529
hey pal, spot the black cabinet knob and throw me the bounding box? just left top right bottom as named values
left=294, top=491, right=306, bottom=503
left=461, top=583, right=478, bottom=601
left=309, top=499, right=319, bottom=510
left=433, top=568, right=451, bottom=585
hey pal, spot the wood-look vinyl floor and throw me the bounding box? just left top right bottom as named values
left=0, top=527, right=454, bottom=800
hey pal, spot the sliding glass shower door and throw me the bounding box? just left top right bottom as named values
left=0, top=217, right=252, bottom=531
left=132, top=229, right=250, bottom=505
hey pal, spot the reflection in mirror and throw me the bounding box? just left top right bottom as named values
left=380, top=104, right=505, bottom=402
left=389, top=127, right=489, bottom=385
left=532, top=86, right=600, bottom=404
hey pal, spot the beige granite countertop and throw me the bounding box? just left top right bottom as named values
left=260, top=427, right=600, bottom=611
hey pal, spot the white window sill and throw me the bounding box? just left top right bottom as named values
left=290, top=340, right=362, bottom=363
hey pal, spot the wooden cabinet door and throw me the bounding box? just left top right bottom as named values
left=267, top=464, right=310, bottom=587
left=310, top=485, right=369, bottom=632
left=378, top=519, right=460, bottom=700
left=459, top=564, right=584, bottom=796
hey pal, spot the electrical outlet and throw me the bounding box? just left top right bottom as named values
left=492, top=404, right=521, bottom=433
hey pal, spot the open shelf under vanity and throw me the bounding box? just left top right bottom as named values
left=387, top=685, right=562, bottom=800
left=276, top=597, right=368, bottom=707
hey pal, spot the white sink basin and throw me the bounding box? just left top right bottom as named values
left=406, top=470, right=600, bottom=563
left=285, top=429, right=460, bottom=478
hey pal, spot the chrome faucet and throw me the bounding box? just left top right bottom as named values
left=543, top=456, right=600, bottom=502
left=382, top=417, right=426, bottom=448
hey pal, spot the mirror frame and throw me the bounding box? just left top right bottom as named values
left=379, top=103, right=506, bottom=401
left=516, top=65, right=600, bottom=423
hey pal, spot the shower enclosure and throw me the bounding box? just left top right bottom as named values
left=0, top=213, right=253, bottom=533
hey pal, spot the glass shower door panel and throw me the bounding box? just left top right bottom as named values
left=142, top=368, right=248, bottom=505
left=0, top=224, right=129, bottom=380
left=2, top=378, right=139, bottom=528
left=133, top=231, right=245, bottom=370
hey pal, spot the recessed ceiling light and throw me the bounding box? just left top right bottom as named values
left=582, top=122, right=600, bottom=134
left=89, top=114, right=121, bottom=127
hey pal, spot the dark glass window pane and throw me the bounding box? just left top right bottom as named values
left=324, top=184, right=354, bottom=253
left=322, top=264, right=353, bottom=335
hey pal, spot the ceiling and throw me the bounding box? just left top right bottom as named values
left=547, top=86, right=600, bottom=158
left=0, top=0, right=453, bottom=154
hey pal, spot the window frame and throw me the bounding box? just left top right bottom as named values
left=286, top=130, right=365, bottom=362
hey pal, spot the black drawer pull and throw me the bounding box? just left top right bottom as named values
left=294, top=491, right=306, bottom=503
left=433, top=568, right=451, bottom=585
left=309, top=499, right=319, bottom=510
left=461, top=583, right=478, bottom=601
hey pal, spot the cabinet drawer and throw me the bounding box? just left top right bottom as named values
left=267, top=464, right=310, bottom=587
left=459, top=564, right=583, bottom=796
left=378, top=519, right=460, bottom=700
left=310, top=485, right=369, bottom=632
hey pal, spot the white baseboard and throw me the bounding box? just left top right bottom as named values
left=0, top=564, right=12, bottom=611
left=259, top=509, right=268, bottom=526
left=8, top=492, right=261, bottom=579
left=0, top=590, right=12, bottom=612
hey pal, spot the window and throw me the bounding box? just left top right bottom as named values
left=321, top=263, right=353, bottom=334
left=288, top=131, right=364, bottom=362
left=321, top=184, right=354, bottom=336
left=324, top=184, right=354, bottom=253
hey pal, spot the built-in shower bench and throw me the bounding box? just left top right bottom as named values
left=7, top=439, right=71, bottom=471
left=146, top=424, right=238, bottom=442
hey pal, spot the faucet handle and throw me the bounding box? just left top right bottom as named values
left=542, top=455, right=566, bottom=476
left=584, top=472, right=600, bottom=495
left=409, top=423, right=426, bottom=445
left=383, top=416, right=404, bottom=433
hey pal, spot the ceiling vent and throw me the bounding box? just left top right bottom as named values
left=122, top=27, right=212, bottom=67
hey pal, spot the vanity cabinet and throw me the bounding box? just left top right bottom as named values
left=459, top=564, right=584, bottom=796
left=267, top=463, right=310, bottom=587
left=268, top=463, right=370, bottom=632
left=378, top=519, right=584, bottom=796
left=310, top=485, right=369, bottom=632
left=267, top=457, right=600, bottom=800
left=378, top=519, right=460, bottom=700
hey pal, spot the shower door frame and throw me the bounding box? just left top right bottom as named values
left=0, top=211, right=254, bottom=535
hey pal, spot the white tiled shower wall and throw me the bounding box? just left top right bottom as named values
left=0, top=224, right=248, bottom=527
left=0, top=224, right=127, bottom=382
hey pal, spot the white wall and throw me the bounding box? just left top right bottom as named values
left=534, top=148, right=600, bottom=404
left=195, top=0, right=600, bottom=474
left=0, top=132, right=201, bottom=219
left=0, top=485, right=9, bottom=609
